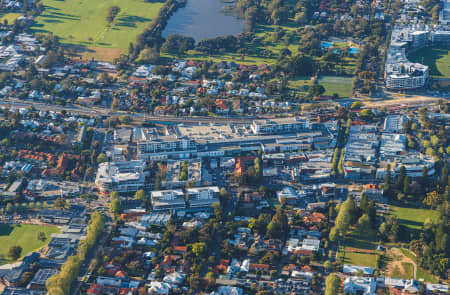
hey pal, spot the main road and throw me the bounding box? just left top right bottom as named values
left=0, top=97, right=256, bottom=124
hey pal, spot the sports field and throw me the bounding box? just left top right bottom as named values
left=409, top=47, right=450, bottom=78
left=0, top=224, right=59, bottom=264
left=31, top=0, right=164, bottom=58
left=288, top=75, right=353, bottom=98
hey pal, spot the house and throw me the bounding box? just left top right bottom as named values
left=163, top=272, right=185, bottom=286
left=149, top=282, right=171, bottom=295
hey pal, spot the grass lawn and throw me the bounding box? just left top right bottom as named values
left=408, top=47, right=450, bottom=78
left=31, top=0, right=164, bottom=57
left=0, top=12, right=22, bottom=24
left=399, top=248, right=438, bottom=283
left=318, top=76, right=353, bottom=98
left=388, top=204, right=437, bottom=239
left=0, top=224, right=59, bottom=264
left=287, top=75, right=353, bottom=98
left=337, top=230, right=379, bottom=268
left=338, top=250, right=379, bottom=268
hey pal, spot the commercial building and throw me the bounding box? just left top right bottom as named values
left=151, top=189, right=186, bottom=212
left=95, top=160, right=148, bottom=194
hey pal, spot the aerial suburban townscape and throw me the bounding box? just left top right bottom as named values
left=0, top=0, right=448, bottom=294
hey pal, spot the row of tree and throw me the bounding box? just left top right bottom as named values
left=46, top=212, right=105, bottom=295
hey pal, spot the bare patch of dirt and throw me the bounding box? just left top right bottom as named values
left=386, top=247, right=416, bottom=279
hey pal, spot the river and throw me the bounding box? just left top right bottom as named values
left=162, top=0, right=244, bottom=43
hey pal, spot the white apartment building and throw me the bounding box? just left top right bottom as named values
left=137, top=137, right=196, bottom=161
left=95, top=160, right=147, bottom=194
left=186, top=186, right=220, bottom=209
left=251, top=117, right=310, bottom=135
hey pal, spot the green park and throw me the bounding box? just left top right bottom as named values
left=0, top=224, right=59, bottom=264
left=31, top=0, right=164, bottom=60
left=409, top=47, right=450, bottom=79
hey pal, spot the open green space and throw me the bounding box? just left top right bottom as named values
left=409, top=47, right=450, bottom=78
left=391, top=262, right=414, bottom=279
left=0, top=12, right=22, bottom=24
left=337, top=230, right=379, bottom=268
left=31, top=0, right=164, bottom=51
left=388, top=204, right=437, bottom=239
left=399, top=248, right=438, bottom=283
left=0, top=224, right=59, bottom=264
left=287, top=75, right=353, bottom=98
left=318, top=76, right=353, bottom=97
left=338, top=250, right=379, bottom=268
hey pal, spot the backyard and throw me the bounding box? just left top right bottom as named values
left=31, top=0, right=164, bottom=60
left=0, top=224, right=60, bottom=264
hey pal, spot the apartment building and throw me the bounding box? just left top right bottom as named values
left=151, top=189, right=186, bottom=212
left=186, top=186, right=220, bottom=209
left=95, top=160, right=147, bottom=194
left=137, top=136, right=197, bottom=161
left=251, top=117, right=310, bottom=135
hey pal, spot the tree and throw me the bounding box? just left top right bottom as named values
left=109, top=194, right=122, bottom=216
left=403, top=176, right=410, bottom=194
left=191, top=242, right=207, bottom=258
left=8, top=245, right=22, bottom=260
left=356, top=214, right=370, bottom=234
left=441, top=163, right=448, bottom=188
left=6, top=203, right=13, bottom=214
left=85, top=167, right=94, bottom=178
left=37, top=232, right=46, bottom=242
left=134, top=189, right=146, bottom=202
left=266, top=208, right=289, bottom=239
left=422, top=191, right=442, bottom=208
left=137, top=47, right=160, bottom=63
left=96, top=153, right=108, bottom=164
left=330, top=197, right=355, bottom=241
left=350, top=101, right=363, bottom=109
left=107, top=6, right=120, bottom=23
left=325, top=273, right=341, bottom=295
left=308, top=84, right=325, bottom=97
left=397, top=166, right=406, bottom=186
left=53, top=198, right=68, bottom=209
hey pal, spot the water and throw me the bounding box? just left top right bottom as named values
left=321, top=41, right=333, bottom=49
left=349, top=47, right=360, bottom=54
left=162, top=0, right=244, bottom=43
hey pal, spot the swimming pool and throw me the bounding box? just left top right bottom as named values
left=321, top=41, right=333, bottom=49
left=349, top=47, right=360, bottom=54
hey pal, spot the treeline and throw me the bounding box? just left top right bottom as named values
left=196, top=35, right=246, bottom=54
left=126, top=0, right=187, bottom=61
left=46, top=212, right=105, bottom=295
left=410, top=203, right=449, bottom=278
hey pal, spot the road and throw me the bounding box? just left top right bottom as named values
left=0, top=98, right=255, bottom=124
